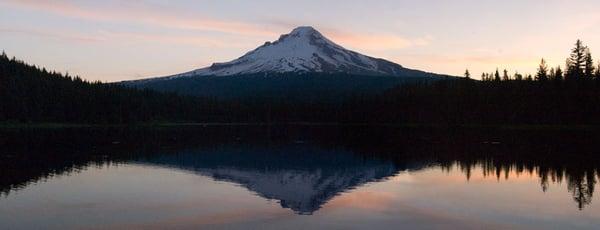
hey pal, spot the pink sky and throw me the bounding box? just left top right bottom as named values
left=2, top=0, right=600, bottom=81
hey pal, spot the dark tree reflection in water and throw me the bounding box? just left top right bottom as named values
left=1, top=125, right=600, bottom=210
left=444, top=161, right=598, bottom=210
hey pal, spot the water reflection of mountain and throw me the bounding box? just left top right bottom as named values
left=1, top=126, right=600, bottom=210
left=136, top=145, right=426, bottom=214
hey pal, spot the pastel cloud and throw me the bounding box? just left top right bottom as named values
left=325, top=30, right=432, bottom=51
left=4, top=0, right=427, bottom=52
left=0, top=27, right=102, bottom=43
left=3, top=0, right=278, bottom=37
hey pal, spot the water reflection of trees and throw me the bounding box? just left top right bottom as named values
left=1, top=126, right=600, bottom=209
left=321, top=126, right=600, bottom=210
left=442, top=160, right=598, bottom=210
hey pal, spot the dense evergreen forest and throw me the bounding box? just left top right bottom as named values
left=2, top=39, right=600, bottom=125
left=0, top=52, right=224, bottom=123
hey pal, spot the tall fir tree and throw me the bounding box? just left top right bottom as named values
left=526, top=74, right=533, bottom=81
left=464, top=69, right=471, bottom=79
left=503, top=69, right=510, bottom=81
left=494, top=69, right=501, bottom=81
left=567, top=39, right=587, bottom=80
left=536, top=58, right=549, bottom=81
left=549, top=67, right=556, bottom=81
left=555, top=66, right=564, bottom=81
left=584, top=49, right=595, bottom=79
left=514, top=72, right=523, bottom=81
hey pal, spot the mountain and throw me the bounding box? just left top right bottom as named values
left=122, top=26, right=452, bottom=99
left=170, top=26, right=423, bottom=77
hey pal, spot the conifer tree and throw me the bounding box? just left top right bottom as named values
left=595, top=63, right=600, bottom=80
left=536, top=59, right=549, bottom=81
left=584, top=49, right=595, bottom=79
left=555, top=66, right=564, bottom=82
left=514, top=72, right=523, bottom=81
left=567, top=39, right=587, bottom=80
left=503, top=69, right=510, bottom=81
left=494, top=69, right=501, bottom=81
left=464, top=69, right=471, bottom=79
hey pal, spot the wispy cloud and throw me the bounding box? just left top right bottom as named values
left=3, top=0, right=278, bottom=37
left=264, top=20, right=431, bottom=51
left=324, top=29, right=432, bottom=51
left=0, top=27, right=102, bottom=43
left=4, top=1, right=431, bottom=51
left=0, top=27, right=255, bottom=48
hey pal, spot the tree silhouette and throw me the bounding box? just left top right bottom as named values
left=584, top=49, right=595, bottom=79
left=494, top=69, right=501, bottom=81
left=567, top=39, right=587, bottom=80
left=464, top=69, right=471, bottom=79
left=536, top=59, right=549, bottom=81
left=514, top=72, right=523, bottom=81
left=503, top=69, right=510, bottom=81
left=595, top=63, right=600, bottom=80
left=555, top=66, right=564, bottom=82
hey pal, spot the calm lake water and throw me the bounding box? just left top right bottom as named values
left=1, top=126, right=600, bottom=229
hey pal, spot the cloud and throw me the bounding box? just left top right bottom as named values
left=3, top=0, right=278, bottom=37
left=96, top=30, right=257, bottom=48
left=5, top=1, right=431, bottom=51
left=276, top=23, right=431, bottom=51
left=330, top=32, right=424, bottom=51
left=0, top=27, right=103, bottom=43
left=0, top=27, right=255, bottom=48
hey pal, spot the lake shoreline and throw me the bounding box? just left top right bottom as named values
left=1, top=122, right=599, bottom=131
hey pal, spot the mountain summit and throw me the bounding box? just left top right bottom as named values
left=123, top=26, right=449, bottom=99
left=170, top=26, right=411, bottom=77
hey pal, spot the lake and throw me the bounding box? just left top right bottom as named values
left=1, top=125, right=600, bottom=229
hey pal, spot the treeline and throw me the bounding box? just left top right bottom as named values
left=0, top=52, right=224, bottom=123
left=260, top=39, right=600, bottom=125
left=3, top=40, right=600, bottom=125
left=477, top=40, right=599, bottom=82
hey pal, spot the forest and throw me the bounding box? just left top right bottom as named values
left=2, top=40, right=600, bottom=125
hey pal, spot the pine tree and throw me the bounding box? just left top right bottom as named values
left=494, top=69, right=501, bottom=81
left=514, top=72, right=523, bottom=81
left=503, top=69, right=510, bottom=81
left=584, top=49, right=595, bottom=79
left=464, top=69, right=471, bottom=79
left=481, top=73, right=486, bottom=81
left=594, top=62, right=600, bottom=80
left=536, top=58, right=549, bottom=81
left=567, top=39, right=587, bottom=80
left=555, top=66, right=564, bottom=81
left=526, top=74, right=533, bottom=81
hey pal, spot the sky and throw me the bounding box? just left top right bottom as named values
left=2, top=0, right=600, bottom=82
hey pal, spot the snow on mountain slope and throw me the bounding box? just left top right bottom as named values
left=170, top=26, right=409, bottom=78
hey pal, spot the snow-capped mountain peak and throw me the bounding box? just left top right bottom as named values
left=170, top=26, right=409, bottom=77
